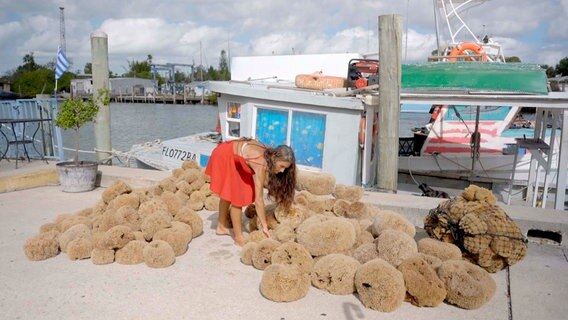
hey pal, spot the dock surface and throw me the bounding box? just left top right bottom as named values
left=0, top=164, right=567, bottom=320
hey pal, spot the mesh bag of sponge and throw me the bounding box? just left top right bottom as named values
left=424, top=185, right=528, bottom=273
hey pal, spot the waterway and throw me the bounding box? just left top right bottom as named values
left=2, top=102, right=429, bottom=165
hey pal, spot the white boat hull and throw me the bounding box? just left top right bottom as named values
left=130, top=132, right=220, bottom=171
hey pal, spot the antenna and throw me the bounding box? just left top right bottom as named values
left=59, top=7, right=66, bottom=52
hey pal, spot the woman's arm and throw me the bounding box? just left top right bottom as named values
left=252, top=165, right=270, bottom=237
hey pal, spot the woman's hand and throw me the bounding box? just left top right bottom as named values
left=261, top=224, right=271, bottom=238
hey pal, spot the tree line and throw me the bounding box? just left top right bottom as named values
left=0, top=50, right=231, bottom=98
left=1, top=51, right=567, bottom=98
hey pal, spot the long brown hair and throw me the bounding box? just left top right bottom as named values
left=264, top=145, right=296, bottom=208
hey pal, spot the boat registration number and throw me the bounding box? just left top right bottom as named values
left=162, top=146, right=197, bottom=161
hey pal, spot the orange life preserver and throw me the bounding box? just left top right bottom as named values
left=447, top=42, right=488, bottom=62
left=295, top=72, right=347, bottom=90
left=358, top=112, right=378, bottom=145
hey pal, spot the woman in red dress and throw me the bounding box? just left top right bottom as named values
left=205, top=138, right=296, bottom=246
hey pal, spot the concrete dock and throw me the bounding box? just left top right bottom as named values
left=0, top=162, right=567, bottom=320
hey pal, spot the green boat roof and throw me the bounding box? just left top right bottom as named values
left=401, top=62, right=549, bottom=95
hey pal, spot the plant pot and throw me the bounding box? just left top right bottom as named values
left=56, top=161, right=99, bottom=192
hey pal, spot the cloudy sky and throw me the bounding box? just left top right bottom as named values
left=1, top=0, right=567, bottom=76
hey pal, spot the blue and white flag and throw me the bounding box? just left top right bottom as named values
left=55, top=47, right=70, bottom=80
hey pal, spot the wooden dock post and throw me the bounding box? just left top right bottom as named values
left=377, top=14, right=402, bottom=193
left=91, top=31, right=112, bottom=164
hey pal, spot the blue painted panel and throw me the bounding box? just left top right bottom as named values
left=256, top=108, right=288, bottom=147
left=291, top=111, right=326, bottom=168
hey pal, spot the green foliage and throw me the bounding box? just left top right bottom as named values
left=84, top=63, right=92, bottom=74
left=207, top=93, right=218, bottom=104
left=54, top=97, right=99, bottom=131
left=54, top=97, right=99, bottom=164
left=541, top=64, right=556, bottom=78
left=123, top=55, right=153, bottom=79
left=505, top=56, right=521, bottom=63
left=12, top=68, right=55, bottom=97
left=556, top=57, right=568, bottom=76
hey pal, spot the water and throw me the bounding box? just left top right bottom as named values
left=60, top=103, right=218, bottom=163
left=15, top=102, right=427, bottom=164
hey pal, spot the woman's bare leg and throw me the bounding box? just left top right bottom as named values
left=216, top=198, right=231, bottom=236
left=230, top=205, right=245, bottom=246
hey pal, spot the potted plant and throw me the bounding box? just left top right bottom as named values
left=54, top=90, right=106, bottom=192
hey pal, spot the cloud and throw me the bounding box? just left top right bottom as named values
left=1, top=0, right=567, bottom=76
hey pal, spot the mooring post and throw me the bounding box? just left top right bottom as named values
left=377, top=14, right=402, bottom=193
left=91, top=31, right=112, bottom=164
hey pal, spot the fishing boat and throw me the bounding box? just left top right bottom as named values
left=129, top=0, right=568, bottom=209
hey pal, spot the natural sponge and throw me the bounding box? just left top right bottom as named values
left=143, top=240, right=176, bottom=268
left=59, top=224, right=91, bottom=253
left=91, top=248, right=114, bottom=265
left=437, top=259, right=496, bottom=309
left=252, top=238, right=281, bottom=270
left=153, top=226, right=192, bottom=256
left=424, top=185, right=527, bottom=272
left=66, top=237, right=93, bottom=260
left=116, top=240, right=148, bottom=265
left=102, top=180, right=132, bottom=204
left=23, top=230, right=60, bottom=261
left=260, top=264, right=311, bottom=302
left=354, top=259, right=406, bottom=312
left=296, top=171, right=336, bottom=195
left=296, top=216, right=356, bottom=256
left=372, top=210, right=416, bottom=237
left=102, top=225, right=135, bottom=250
left=271, top=241, right=314, bottom=274
left=174, top=207, right=203, bottom=238
left=333, top=184, right=364, bottom=202
left=311, top=254, right=360, bottom=295
left=141, top=211, right=172, bottom=241
left=352, top=242, right=380, bottom=264
left=397, top=255, right=446, bottom=307
left=376, top=229, right=418, bottom=267
left=240, top=242, right=258, bottom=265
left=418, top=238, right=462, bottom=261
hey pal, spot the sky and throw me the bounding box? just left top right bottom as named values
left=1, top=0, right=567, bottom=77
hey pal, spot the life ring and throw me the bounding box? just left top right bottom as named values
left=447, top=42, right=488, bottom=62
left=358, top=112, right=378, bottom=145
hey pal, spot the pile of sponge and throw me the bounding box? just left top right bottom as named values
left=241, top=171, right=500, bottom=312
left=23, top=160, right=214, bottom=268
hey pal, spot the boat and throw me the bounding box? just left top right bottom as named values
left=129, top=0, right=568, bottom=209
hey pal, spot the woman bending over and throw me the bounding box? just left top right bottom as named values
left=205, top=138, right=296, bottom=246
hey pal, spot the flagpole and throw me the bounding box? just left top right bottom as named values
left=54, top=49, right=64, bottom=161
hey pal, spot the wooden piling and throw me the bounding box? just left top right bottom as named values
left=377, top=14, right=402, bottom=193
left=91, top=31, right=112, bottom=164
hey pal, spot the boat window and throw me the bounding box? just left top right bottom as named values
left=227, top=102, right=241, bottom=119
left=290, top=111, right=326, bottom=168
left=255, top=107, right=327, bottom=169
left=226, top=102, right=241, bottom=137
left=255, top=108, right=288, bottom=146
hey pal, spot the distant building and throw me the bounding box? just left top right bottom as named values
left=0, top=79, right=18, bottom=100
left=71, top=77, right=154, bottom=97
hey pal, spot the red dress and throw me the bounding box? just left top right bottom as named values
left=205, top=140, right=259, bottom=207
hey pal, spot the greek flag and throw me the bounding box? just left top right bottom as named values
left=55, top=47, right=70, bottom=80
